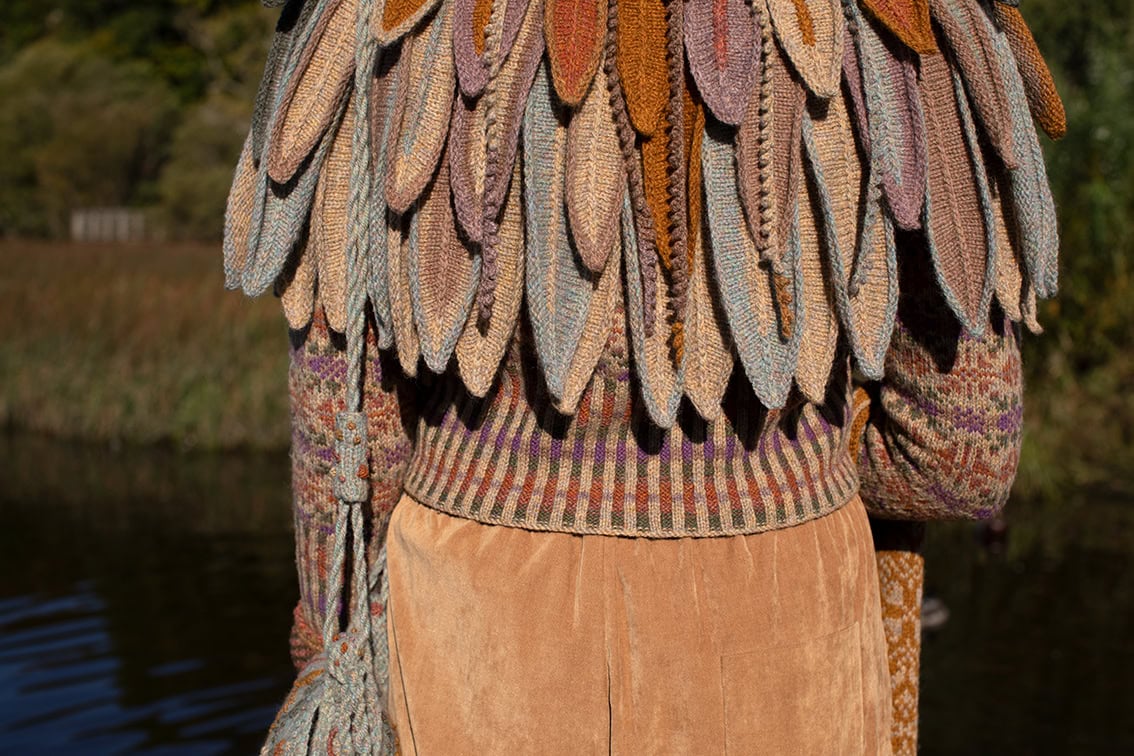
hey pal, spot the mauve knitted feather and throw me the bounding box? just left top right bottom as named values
left=994, top=3, right=1066, bottom=141
left=267, top=0, right=358, bottom=185
left=766, top=0, right=843, bottom=99
left=384, top=3, right=455, bottom=214
left=919, top=46, right=997, bottom=336
left=545, top=0, right=606, bottom=106
left=860, top=0, right=936, bottom=55
left=928, top=0, right=1018, bottom=170
left=373, top=0, right=442, bottom=44
left=453, top=0, right=529, bottom=97
left=448, top=94, right=487, bottom=243
left=565, top=65, right=624, bottom=273
left=683, top=0, right=759, bottom=127
left=843, top=0, right=926, bottom=231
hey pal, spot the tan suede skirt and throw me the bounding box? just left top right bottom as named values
left=385, top=492, right=892, bottom=755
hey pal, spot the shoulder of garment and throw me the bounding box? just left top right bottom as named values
left=224, top=0, right=1063, bottom=429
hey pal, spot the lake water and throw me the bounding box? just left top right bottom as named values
left=1, top=434, right=1131, bottom=753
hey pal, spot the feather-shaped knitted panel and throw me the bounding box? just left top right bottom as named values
left=566, top=66, right=624, bottom=273
left=616, top=0, right=669, bottom=137
left=385, top=2, right=455, bottom=214
left=556, top=232, right=620, bottom=414
left=993, top=4, right=1066, bottom=141
left=456, top=159, right=525, bottom=396
left=683, top=0, right=759, bottom=127
left=448, top=95, right=488, bottom=242
left=223, top=135, right=258, bottom=289
left=765, top=0, right=843, bottom=99
left=252, top=1, right=318, bottom=167
left=641, top=129, right=674, bottom=272
left=373, top=0, right=443, bottom=44
left=368, top=47, right=404, bottom=349
left=990, top=162, right=1025, bottom=325
left=984, top=9, right=1059, bottom=299
left=454, top=0, right=531, bottom=98
left=386, top=210, right=420, bottom=375
left=919, top=49, right=997, bottom=335
left=243, top=96, right=347, bottom=297
left=683, top=102, right=734, bottom=420
left=267, top=0, right=359, bottom=185
left=928, top=0, right=1017, bottom=170
left=280, top=238, right=317, bottom=329
left=523, top=62, right=601, bottom=403
left=737, top=31, right=805, bottom=265
left=408, top=154, right=481, bottom=372
left=622, top=191, right=685, bottom=428
left=703, top=117, right=800, bottom=409
left=844, top=0, right=926, bottom=231
left=545, top=0, right=606, bottom=106
left=794, top=169, right=838, bottom=404
left=860, top=0, right=936, bottom=55
left=310, top=102, right=356, bottom=332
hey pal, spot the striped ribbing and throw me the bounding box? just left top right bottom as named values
left=403, top=333, right=861, bottom=538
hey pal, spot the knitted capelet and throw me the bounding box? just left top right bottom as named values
left=224, top=0, right=1063, bottom=430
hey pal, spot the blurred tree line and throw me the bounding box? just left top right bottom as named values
left=0, top=0, right=273, bottom=239
left=0, top=1, right=1129, bottom=485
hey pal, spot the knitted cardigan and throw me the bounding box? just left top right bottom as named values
left=231, top=0, right=1063, bottom=752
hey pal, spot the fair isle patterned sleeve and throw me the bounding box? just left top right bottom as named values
left=855, top=238, right=1025, bottom=521
left=286, top=309, right=417, bottom=670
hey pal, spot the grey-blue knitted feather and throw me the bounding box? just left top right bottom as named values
left=703, top=117, right=800, bottom=409
left=523, top=61, right=599, bottom=402
left=983, top=8, right=1059, bottom=299
left=843, top=0, right=926, bottom=232
left=622, top=190, right=685, bottom=429
left=252, top=0, right=318, bottom=166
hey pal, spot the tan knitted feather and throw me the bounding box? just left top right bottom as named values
left=457, top=161, right=525, bottom=396
left=860, top=0, right=937, bottom=55
left=448, top=95, right=488, bottom=242
left=386, top=210, right=420, bottom=376
left=566, top=66, right=624, bottom=273
left=920, top=48, right=995, bottom=334
left=765, top=0, right=842, bottom=99
left=408, top=154, right=479, bottom=373
left=279, top=240, right=316, bottom=330
left=794, top=164, right=838, bottom=404
left=267, top=0, right=358, bottom=185
left=384, top=2, right=455, bottom=214
left=310, top=103, right=354, bottom=333
left=222, top=135, right=257, bottom=289
left=993, top=4, right=1066, bottom=141
left=373, top=0, right=443, bottom=44
left=616, top=0, right=669, bottom=137
left=545, top=0, right=606, bottom=106
left=554, top=234, right=620, bottom=414
left=928, top=0, right=1017, bottom=170
left=683, top=108, right=734, bottom=421
left=990, top=164, right=1024, bottom=325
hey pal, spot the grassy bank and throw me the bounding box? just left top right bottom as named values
left=0, top=241, right=289, bottom=451
left=1, top=241, right=1130, bottom=499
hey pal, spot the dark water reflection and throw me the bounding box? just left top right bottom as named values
left=0, top=433, right=1131, bottom=753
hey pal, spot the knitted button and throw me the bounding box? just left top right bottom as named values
left=333, top=411, right=369, bottom=503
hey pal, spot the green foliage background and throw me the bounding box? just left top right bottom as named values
left=0, top=1, right=1129, bottom=495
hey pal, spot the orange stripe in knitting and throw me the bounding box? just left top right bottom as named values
left=712, top=0, right=729, bottom=70
left=546, top=0, right=605, bottom=106
left=616, top=0, right=669, bottom=136
left=383, top=0, right=429, bottom=33
left=773, top=270, right=794, bottom=341
left=995, top=5, right=1066, bottom=140
left=789, top=0, right=816, bottom=47
left=473, top=0, right=493, bottom=56
left=642, top=133, right=673, bottom=271
left=861, top=0, right=937, bottom=56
